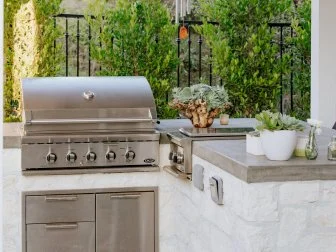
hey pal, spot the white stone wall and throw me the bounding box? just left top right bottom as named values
left=180, top=155, right=336, bottom=252
left=3, top=146, right=336, bottom=252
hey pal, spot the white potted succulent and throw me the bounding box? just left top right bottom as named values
left=169, top=84, right=231, bottom=128
left=255, top=110, right=305, bottom=161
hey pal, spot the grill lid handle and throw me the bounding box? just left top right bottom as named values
left=26, top=118, right=154, bottom=125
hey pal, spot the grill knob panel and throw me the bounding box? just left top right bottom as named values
left=86, top=152, right=96, bottom=162
left=66, top=152, right=77, bottom=163
left=106, top=151, right=116, bottom=161
left=125, top=151, right=136, bottom=161
left=46, top=153, right=57, bottom=163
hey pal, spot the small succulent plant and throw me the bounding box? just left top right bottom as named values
left=171, top=84, right=230, bottom=111
left=255, top=110, right=305, bottom=132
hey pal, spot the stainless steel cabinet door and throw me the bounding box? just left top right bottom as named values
left=96, top=192, right=155, bottom=252
left=26, top=222, right=95, bottom=252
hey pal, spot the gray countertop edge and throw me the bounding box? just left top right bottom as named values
left=193, top=142, right=336, bottom=183
left=3, top=123, right=23, bottom=148
left=193, top=144, right=249, bottom=182
left=246, top=164, right=336, bottom=183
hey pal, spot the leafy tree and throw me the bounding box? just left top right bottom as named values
left=197, top=0, right=294, bottom=117
left=86, top=0, right=179, bottom=119
left=290, top=0, right=311, bottom=119
left=4, top=0, right=62, bottom=122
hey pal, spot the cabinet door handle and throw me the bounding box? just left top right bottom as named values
left=45, top=195, right=78, bottom=202
left=45, top=223, right=78, bottom=230
left=110, top=194, right=141, bottom=199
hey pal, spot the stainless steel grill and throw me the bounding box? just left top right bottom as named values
left=21, top=76, right=160, bottom=174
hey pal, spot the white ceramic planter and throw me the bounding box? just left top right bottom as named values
left=260, top=130, right=297, bottom=161
left=246, top=134, right=264, bottom=155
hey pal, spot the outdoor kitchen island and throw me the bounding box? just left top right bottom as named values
left=3, top=118, right=336, bottom=252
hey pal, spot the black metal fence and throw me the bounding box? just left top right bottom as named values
left=54, top=14, right=296, bottom=114
left=269, top=22, right=295, bottom=113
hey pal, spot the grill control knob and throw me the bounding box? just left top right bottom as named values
left=172, top=153, right=178, bottom=163
left=125, top=151, right=136, bottom=161
left=86, top=152, right=96, bottom=162
left=106, top=151, right=116, bottom=161
left=46, top=153, right=57, bottom=163
left=177, top=153, right=184, bottom=164
left=66, top=152, right=77, bottom=163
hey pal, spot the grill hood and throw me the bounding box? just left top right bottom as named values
left=21, top=76, right=158, bottom=135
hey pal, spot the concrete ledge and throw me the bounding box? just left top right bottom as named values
left=193, top=134, right=336, bottom=183
left=3, top=123, right=23, bottom=148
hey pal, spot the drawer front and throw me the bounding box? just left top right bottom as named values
left=26, top=194, right=95, bottom=224
left=27, top=222, right=95, bottom=252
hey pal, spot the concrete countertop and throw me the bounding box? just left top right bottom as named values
left=3, top=122, right=23, bottom=148
left=193, top=130, right=336, bottom=183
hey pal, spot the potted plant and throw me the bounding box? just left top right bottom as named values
left=246, top=131, right=264, bottom=156
left=169, top=84, right=231, bottom=128
left=255, top=110, right=305, bottom=161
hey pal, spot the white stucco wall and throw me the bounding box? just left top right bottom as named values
left=189, top=155, right=336, bottom=252
left=311, top=0, right=336, bottom=128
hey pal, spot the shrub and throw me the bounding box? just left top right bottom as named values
left=197, top=0, right=295, bottom=117
left=4, top=0, right=62, bottom=122
left=290, top=0, right=311, bottom=120
left=255, top=110, right=305, bottom=131
left=86, top=0, right=179, bottom=119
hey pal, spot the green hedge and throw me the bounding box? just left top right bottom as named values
left=86, top=0, right=179, bottom=119
left=197, top=0, right=311, bottom=119
left=4, top=0, right=62, bottom=122
left=290, top=0, right=311, bottom=119
left=4, top=0, right=311, bottom=121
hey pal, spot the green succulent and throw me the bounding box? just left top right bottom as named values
left=172, top=84, right=230, bottom=111
left=255, top=110, right=305, bottom=131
